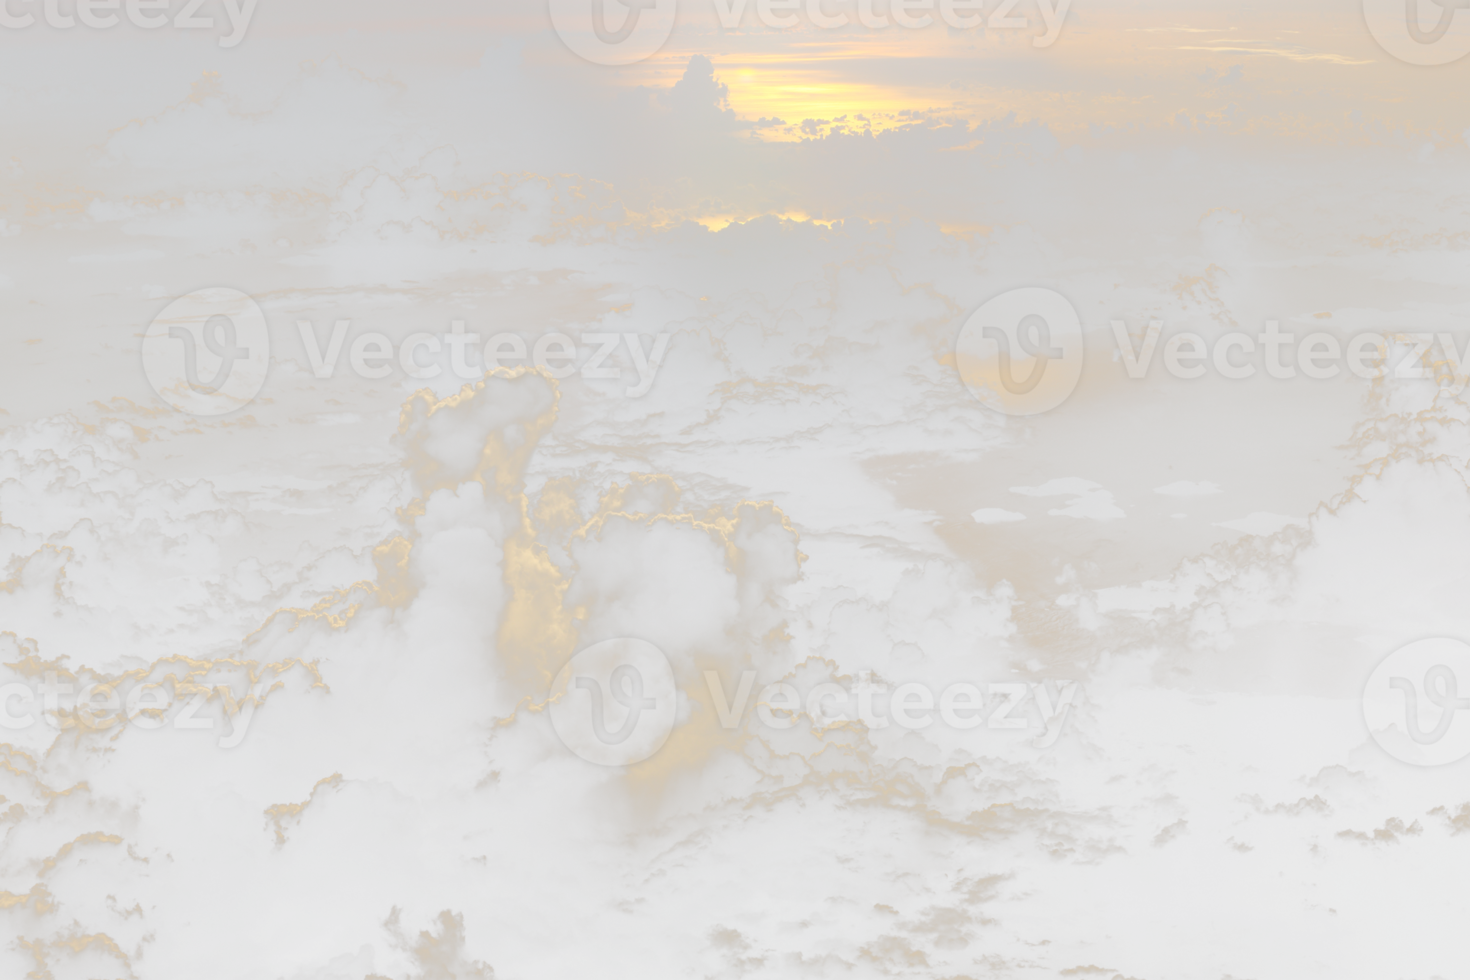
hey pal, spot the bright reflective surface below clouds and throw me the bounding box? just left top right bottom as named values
left=4, top=1, right=1470, bottom=977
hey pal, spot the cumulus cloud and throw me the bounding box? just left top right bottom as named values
left=1193, top=207, right=1252, bottom=265
left=659, top=53, right=743, bottom=133
left=0, top=362, right=1134, bottom=980
left=87, top=189, right=323, bottom=239
left=5, top=5, right=1470, bottom=976
left=964, top=112, right=1070, bottom=202
left=1334, top=816, right=1422, bottom=846
left=1422, top=805, right=1470, bottom=834
left=327, top=163, right=626, bottom=251
left=87, top=52, right=408, bottom=168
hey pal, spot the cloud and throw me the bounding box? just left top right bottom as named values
left=1198, top=63, right=1245, bottom=84
left=464, top=37, right=529, bottom=83
left=0, top=373, right=824, bottom=977
left=1422, top=805, right=1470, bottom=834
left=570, top=260, right=1011, bottom=464
left=964, top=113, right=1070, bottom=201
left=87, top=52, right=408, bottom=168
left=1164, top=143, right=1199, bottom=170
left=1334, top=816, right=1422, bottom=846
left=66, top=248, right=167, bottom=263
left=1240, top=787, right=1334, bottom=822
left=1174, top=44, right=1374, bottom=66
left=1170, top=262, right=1240, bottom=327
left=659, top=53, right=743, bottom=132
left=1193, top=205, right=1252, bottom=264
left=1299, top=764, right=1375, bottom=805
left=7, top=7, right=1470, bottom=975
left=1152, top=816, right=1187, bottom=846
left=324, top=160, right=623, bottom=249
left=0, top=411, right=147, bottom=461
left=1081, top=643, right=1158, bottom=696
left=87, top=189, right=323, bottom=239
left=1170, top=449, right=1470, bottom=628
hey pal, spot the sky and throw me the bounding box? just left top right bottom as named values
left=4, top=1, right=1470, bottom=977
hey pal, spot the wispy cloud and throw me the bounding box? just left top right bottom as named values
left=1175, top=44, right=1375, bottom=65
